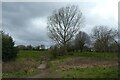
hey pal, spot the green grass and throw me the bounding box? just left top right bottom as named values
left=47, top=66, right=118, bottom=78
left=17, top=50, right=49, bottom=61
left=17, top=50, right=48, bottom=57
left=60, top=66, right=118, bottom=78
left=72, top=52, right=118, bottom=60
left=53, top=51, right=118, bottom=61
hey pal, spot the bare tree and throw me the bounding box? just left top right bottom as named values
left=74, top=31, right=90, bottom=52
left=47, top=5, right=84, bottom=52
left=92, top=25, right=117, bottom=52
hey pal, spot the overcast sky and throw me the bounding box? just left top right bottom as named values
left=2, top=0, right=119, bottom=47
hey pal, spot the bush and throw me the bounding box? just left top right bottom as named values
left=49, top=46, right=58, bottom=59
left=49, top=46, right=65, bottom=59
left=1, top=31, right=18, bottom=62
left=2, top=58, right=37, bottom=73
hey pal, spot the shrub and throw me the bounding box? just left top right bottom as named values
left=49, top=46, right=58, bottom=59
left=49, top=45, right=65, bottom=59
left=2, top=58, right=37, bottom=73
left=1, top=31, right=18, bottom=62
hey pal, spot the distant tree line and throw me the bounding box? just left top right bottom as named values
left=16, top=44, right=46, bottom=51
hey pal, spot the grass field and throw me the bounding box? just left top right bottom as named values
left=17, top=50, right=49, bottom=61
left=2, top=50, right=118, bottom=78
left=46, top=66, right=118, bottom=78
left=55, top=51, right=118, bottom=60
left=61, top=66, right=118, bottom=78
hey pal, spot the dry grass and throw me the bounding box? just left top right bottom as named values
left=2, top=58, right=40, bottom=73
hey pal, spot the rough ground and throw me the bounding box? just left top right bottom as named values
left=58, top=57, right=118, bottom=68
left=29, top=69, right=49, bottom=78
left=30, top=57, right=118, bottom=78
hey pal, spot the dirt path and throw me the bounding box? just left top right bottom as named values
left=29, top=69, right=49, bottom=78
left=29, top=62, right=50, bottom=78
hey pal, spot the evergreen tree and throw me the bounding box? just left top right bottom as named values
left=1, top=31, right=18, bottom=62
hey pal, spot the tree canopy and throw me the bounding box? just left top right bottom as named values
left=92, top=26, right=117, bottom=52
left=47, top=5, right=84, bottom=52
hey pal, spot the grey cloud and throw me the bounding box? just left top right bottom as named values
left=2, top=2, right=67, bottom=46
left=2, top=2, right=117, bottom=47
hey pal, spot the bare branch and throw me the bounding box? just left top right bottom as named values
left=47, top=5, right=84, bottom=49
